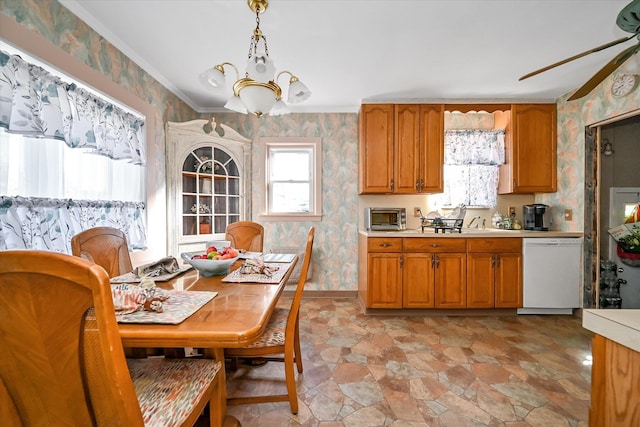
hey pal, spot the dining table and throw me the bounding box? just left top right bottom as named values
left=117, top=256, right=298, bottom=427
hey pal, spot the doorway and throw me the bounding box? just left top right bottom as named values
left=587, top=113, right=640, bottom=308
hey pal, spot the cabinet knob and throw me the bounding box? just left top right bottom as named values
left=430, top=244, right=439, bottom=248
left=380, top=243, right=392, bottom=247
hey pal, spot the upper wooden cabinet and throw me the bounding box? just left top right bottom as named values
left=394, top=104, right=444, bottom=194
left=358, top=104, right=394, bottom=193
left=498, top=104, right=557, bottom=194
left=359, top=102, right=557, bottom=195
left=359, top=103, right=444, bottom=194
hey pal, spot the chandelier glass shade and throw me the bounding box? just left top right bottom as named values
left=201, top=0, right=310, bottom=117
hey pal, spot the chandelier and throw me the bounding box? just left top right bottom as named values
left=200, top=0, right=311, bottom=117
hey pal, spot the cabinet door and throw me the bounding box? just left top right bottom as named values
left=403, top=253, right=435, bottom=308
left=367, top=253, right=403, bottom=308
left=394, top=105, right=420, bottom=194
left=434, top=253, right=467, bottom=308
left=467, top=253, right=495, bottom=308
left=418, top=104, right=444, bottom=193
left=500, top=104, right=557, bottom=194
left=359, top=104, right=394, bottom=194
left=495, top=252, right=523, bottom=308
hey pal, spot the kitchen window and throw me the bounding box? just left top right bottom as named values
left=432, top=129, right=505, bottom=208
left=259, top=137, right=322, bottom=221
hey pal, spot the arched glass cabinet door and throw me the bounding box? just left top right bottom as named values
left=181, top=146, right=241, bottom=237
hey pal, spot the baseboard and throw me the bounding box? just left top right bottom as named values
left=281, top=290, right=358, bottom=298
left=362, top=307, right=518, bottom=316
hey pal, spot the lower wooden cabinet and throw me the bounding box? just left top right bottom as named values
left=433, top=253, right=467, bottom=308
left=589, top=334, right=640, bottom=426
left=367, top=253, right=403, bottom=308
left=467, top=238, right=522, bottom=308
left=359, top=235, right=523, bottom=311
left=358, top=235, right=403, bottom=308
left=403, top=253, right=435, bottom=308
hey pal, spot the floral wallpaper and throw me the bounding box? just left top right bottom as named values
left=207, top=113, right=360, bottom=292
left=539, top=81, right=640, bottom=232
left=2, top=0, right=639, bottom=293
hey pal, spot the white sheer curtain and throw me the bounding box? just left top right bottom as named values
left=432, top=129, right=505, bottom=208
left=0, top=45, right=147, bottom=253
left=0, top=131, right=144, bottom=202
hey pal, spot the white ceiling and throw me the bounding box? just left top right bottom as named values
left=58, top=0, right=639, bottom=113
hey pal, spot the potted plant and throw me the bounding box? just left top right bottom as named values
left=616, top=225, right=640, bottom=267
left=191, top=203, right=212, bottom=234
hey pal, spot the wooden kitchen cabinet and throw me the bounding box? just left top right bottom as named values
left=394, top=104, right=444, bottom=194
left=589, top=334, right=640, bottom=427
left=359, top=103, right=443, bottom=194
left=358, top=104, right=394, bottom=193
left=498, top=103, right=557, bottom=194
left=404, top=238, right=467, bottom=309
left=358, top=235, right=403, bottom=308
left=403, top=253, right=435, bottom=308
left=467, top=238, right=522, bottom=308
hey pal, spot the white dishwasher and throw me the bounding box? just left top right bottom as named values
left=518, top=237, right=583, bottom=315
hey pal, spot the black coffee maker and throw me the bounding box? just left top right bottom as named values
left=523, top=204, right=550, bottom=231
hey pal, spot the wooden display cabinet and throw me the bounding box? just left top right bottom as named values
left=166, top=119, right=251, bottom=258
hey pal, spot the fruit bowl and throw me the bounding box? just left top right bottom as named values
left=180, top=251, right=240, bottom=277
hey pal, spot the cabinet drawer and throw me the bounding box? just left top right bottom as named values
left=368, top=238, right=403, bottom=252
left=403, top=238, right=466, bottom=253
left=467, top=238, right=522, bottom=253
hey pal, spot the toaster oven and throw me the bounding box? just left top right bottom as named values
left=365, top=207, right=407, bottom=231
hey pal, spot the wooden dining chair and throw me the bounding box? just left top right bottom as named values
left=225, top=226, right=315, bottom=414
left=0, top=250, right=223, bottom=427
left=71, top=226, right=133, bottom=277
left=225, top=221, right=264, bottom=252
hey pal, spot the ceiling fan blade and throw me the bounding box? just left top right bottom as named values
left=567, top=42, right=640, bottom=101
left=519, top=35, right=636, bottom=81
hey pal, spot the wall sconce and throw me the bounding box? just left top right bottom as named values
left=601, top=138, right=614, bottom=156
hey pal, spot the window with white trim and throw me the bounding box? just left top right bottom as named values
left=259, top=137, right=322, bottom=221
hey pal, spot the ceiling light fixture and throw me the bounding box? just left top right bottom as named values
left=200, top=0, right=310, bottom=118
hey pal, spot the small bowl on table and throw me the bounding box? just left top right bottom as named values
left=181, top=251, right=240, bottom=277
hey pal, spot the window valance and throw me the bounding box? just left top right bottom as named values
left=0, top=50, right=145, bottom=164
left=0, top=196, right=146, bottom=253
left=444, top=129, right=505, bottom=165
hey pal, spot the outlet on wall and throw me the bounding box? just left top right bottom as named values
left=508, top=206, right=516, bottom=217
left=564, top=209, right=573, bottom=221
left=414, top=207, right=421, bottom=217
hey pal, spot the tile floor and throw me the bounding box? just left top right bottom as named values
left=223, top=298, right=593, bottom=427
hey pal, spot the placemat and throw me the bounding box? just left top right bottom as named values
left=115, top=291, right=217, bottom=324
left=262, top=253, right=296, bottom=263
left=221, top=263, right=288, bottom=284
left=110, top=264, right=192, bottom=283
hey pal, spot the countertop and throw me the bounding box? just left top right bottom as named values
left=583, top=309, right=640, bottom=352
left=360, top=229, right=584, bottom=238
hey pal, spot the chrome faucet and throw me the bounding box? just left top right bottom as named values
left=467, top=216, right=481, bottom=229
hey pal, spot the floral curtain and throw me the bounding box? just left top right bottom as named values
left=433, top=129, right=506, bottom=208
left=0, top=196, right=146, bottom=253
left=0, top=50, right=145, bottom=164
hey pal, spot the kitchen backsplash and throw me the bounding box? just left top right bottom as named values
left=359, top=193, right=535, bottom=231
